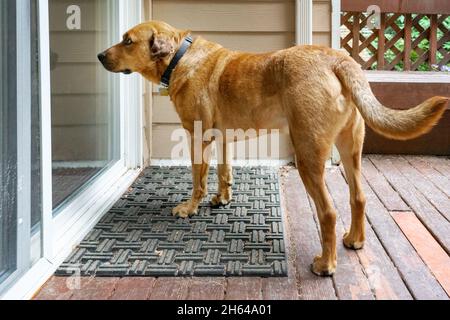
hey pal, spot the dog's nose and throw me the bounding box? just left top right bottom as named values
left=97, top=52, right=107, bottom=63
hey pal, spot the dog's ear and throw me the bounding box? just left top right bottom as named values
left=150, top=34, right=174, bottom=60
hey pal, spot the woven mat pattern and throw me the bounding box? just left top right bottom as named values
left=56, top=167, right=287, bottom=277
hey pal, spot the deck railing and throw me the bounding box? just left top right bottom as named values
left=341, top=0, right=450, bottom=71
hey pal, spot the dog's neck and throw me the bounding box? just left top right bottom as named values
left=167, top=37, right=223, bottom=98
left=160, top=36, right=193, bottom=87
left=140, top=30, right=191, bottom=84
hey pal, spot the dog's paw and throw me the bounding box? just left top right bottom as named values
left=343, top=231, right=365, bottom=250
left=211, top=194, right=231, bottom=207
left=310, top=255, right=336, bottom=277
left=172, top=201, right=198, bottom=218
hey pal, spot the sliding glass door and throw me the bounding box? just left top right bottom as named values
left=0, top=0, right=142, bottom=298
left=49, top=0, right=120, bottom=210
left=0, top=0, right=43, bottom=291
left=0, top=0, right=18, bottom=283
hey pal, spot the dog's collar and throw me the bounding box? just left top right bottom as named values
left=160, top=36, right=193, bottom=88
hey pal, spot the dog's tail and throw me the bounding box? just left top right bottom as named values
left=334, top=58, right=448, bottom=140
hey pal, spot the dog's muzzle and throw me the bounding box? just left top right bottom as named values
left=97, top=51, right=131, bottom=74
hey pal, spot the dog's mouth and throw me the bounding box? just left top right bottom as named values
left=98, top=61, right=132, bottom=75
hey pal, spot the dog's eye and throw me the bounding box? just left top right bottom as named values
left=124, top=38, right=133, bottom=46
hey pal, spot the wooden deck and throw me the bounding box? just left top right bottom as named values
left=34, top=155, right=450, bottom=300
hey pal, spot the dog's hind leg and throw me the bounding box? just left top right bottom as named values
left=335, top=112, right=366, bottom=250
left=291, top=133, right=338, bottom=276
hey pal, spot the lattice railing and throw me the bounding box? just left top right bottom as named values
left=341, top=0, right=450, bottom=71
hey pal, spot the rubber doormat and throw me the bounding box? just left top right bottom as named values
left=56, top=167, right=287, bottom=277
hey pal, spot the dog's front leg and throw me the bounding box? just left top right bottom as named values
left=211, top=142, right=233, bottom=207
left=172, top=139, right=212, bottom=218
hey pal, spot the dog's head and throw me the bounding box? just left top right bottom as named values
left=97, top=21, right=189, bottom=83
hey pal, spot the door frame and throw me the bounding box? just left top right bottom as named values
left=1, top=0, right=143, bottom=299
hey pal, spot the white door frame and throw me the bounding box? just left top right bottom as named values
left=1, top=0, right=143, bottom=300
left=331, top=0, right=341, bottom=50
left=296, top=0, right=313, bottom=45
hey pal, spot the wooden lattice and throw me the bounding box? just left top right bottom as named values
left=341, top=12, right=450, bottom=71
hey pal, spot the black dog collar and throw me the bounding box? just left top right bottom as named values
left=160, top=36, right=193, bottom=88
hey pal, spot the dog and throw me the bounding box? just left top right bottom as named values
left=98, top=20, right=448, bottom=276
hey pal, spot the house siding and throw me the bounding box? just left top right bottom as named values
left=147, top=0, right=333, bottom=160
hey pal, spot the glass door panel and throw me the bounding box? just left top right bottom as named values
left=0, top=0, right=18, bottom=283
left=49, top=0, right=120, bottom=210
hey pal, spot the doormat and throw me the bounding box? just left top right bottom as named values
left=56, top=167, right=287, bottom=277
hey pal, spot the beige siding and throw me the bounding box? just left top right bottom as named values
left=154, top=1, right=295, bottom=32
left=151, top=0, right=297, bottom=160
left=313, top=0, right=333, bottom=47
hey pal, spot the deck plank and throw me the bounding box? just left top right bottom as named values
left=69, top=277, right=118, bottom=300
left=391, top=211, right=450, bottom=297
left=259, top=170, right=300, bottom=301
left=148, top=278, right=190, bottom=300
left=281, top=169, right=337, bottom=300
left=283, top=169, right=337, bottom=300
left=406, top=156, right=450, bottom=197
left=34, top=277, right=75, bottom=300
left=109, top=278, right=156, bottom=300
left=322, top=169, right=374, bottom=300
left=359, top=162, right=448, bottom=300
left=187, top=278, right=226, bottom=300
left=261, top=247, right=298, bottom=300
left=361, top=158, right=410, bottom=211
left=394, top=156, right=450, bottom=221
left=261, top=277, right=298, bottom=300
left=424, top=156, right=450, bottom=177
left=327, top=167, right=412, bottom=300
left=225, top=278, right=263, bottom=300
left=369, top=155, right=450, bottom=254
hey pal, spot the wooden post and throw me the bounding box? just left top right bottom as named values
left=429, top=14, right=438, bottom=67
left=352, top=12, right=361, bottom=64
left=404, top=14, right=412, bottom=71
left=377, top=13, right=386, bottom=70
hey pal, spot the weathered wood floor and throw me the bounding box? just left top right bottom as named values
left=34, top=155, right=450, bottom=300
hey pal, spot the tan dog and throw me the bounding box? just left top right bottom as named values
left=98, top=21, right=448, bottom=276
